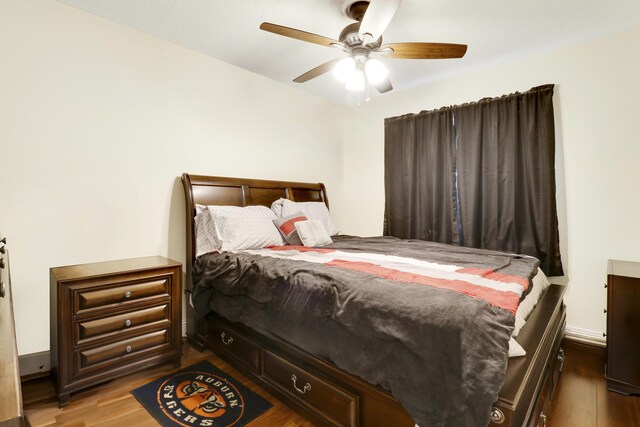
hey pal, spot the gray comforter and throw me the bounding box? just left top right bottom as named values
left=192, top=236, right=539, bottom=427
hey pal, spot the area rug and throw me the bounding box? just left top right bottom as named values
left=131, top=360, right=273, bottom=427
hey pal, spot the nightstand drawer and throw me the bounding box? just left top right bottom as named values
left=78, top=329, right=170, bottom=369
left=74, top=278, right=169, bottom=315
left=76, top=304, right=170, bottom=345
left=263, top=350, right=358, bottom=427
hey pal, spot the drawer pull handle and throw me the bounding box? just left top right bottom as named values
left=124, top=319, right=132, bottom=327
left=291, top=375, right=311, bottom=395
left=557, top=347, right=566, bottom=372
left=221, top=332, right=233, bottom=346
left=125, top=345, right=132, bottom=353
left=124, top=291, right=132, bottom=299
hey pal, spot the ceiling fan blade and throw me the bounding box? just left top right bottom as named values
left=380, top=42, right=467, bottom=59
left=372, top=76, right=393, bottom=93
left=260, top=22, right=343, bottom=49
left=358, top=0, right=401, bottom=45
left=293, top=58, right=343, bottom=83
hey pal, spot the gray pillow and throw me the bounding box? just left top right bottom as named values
left=295, top=220, right=333, bottom=247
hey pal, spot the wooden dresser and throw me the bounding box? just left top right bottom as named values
left=50, top=256, right=182, bottom=407
left=0, top=237, right=25, bottom=427
left=606, top=260, right=640, bottom=395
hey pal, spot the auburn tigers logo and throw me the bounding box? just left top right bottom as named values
left=157, top=372, right=245, bottom=426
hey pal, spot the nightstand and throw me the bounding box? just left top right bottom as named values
left=50, top=256, right=182, bottom=407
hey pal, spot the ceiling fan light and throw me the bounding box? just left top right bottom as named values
left=333, top=57, right=356, bottom=82
left=345, top=69, right=365, bottom=91
left=365, top=58, right=388, bottom=85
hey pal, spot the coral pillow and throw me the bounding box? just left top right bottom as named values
left=273, top=212, right=308, bottom=245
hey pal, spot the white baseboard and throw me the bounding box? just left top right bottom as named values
left=565, top=324, right=606, bottom=348
left=19, top=351, right=51, bottom=377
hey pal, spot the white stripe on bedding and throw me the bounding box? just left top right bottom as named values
left=242, top=248, right=526, bottom=297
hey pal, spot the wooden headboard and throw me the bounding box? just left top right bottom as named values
left=181, top=173, right=329, bottom=288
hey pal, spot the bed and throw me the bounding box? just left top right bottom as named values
left=181, top=173, right=566, bottom=427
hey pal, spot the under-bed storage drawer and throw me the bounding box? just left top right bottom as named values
left=527, top=338, right=565, bottom=427
left=263, top=350, right=359, bottom=427
left=206, top=317, right=261, bottom=374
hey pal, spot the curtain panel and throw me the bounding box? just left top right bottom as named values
left=384, top=108, right=460, bottom=244
left=384, top=85, right=563, bottom=276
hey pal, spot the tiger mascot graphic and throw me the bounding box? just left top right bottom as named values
left=177, top=380, right=227, bottom=417
left=157, top=372, right=244, bottom=426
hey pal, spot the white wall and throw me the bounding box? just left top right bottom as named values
left=0, top=0, right=346, bottom=354
left=340, top=27, right=640, bottom=337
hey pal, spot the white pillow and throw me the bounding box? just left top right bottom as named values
left=273, top=198, right=339, bottom=236
left=271, top=198, right=284, bottom=217
left=194, top=204, right=220, bottom=257
left=513, top=268, right=550, bottom=337
left=508, top=338, right=526, bottom=357
left=295, top=220, right=333, bottom=247
left=207, top=205, right=285, bottom=252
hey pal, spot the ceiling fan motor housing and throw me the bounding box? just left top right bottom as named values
left=339, top=22, right=382, bottom=49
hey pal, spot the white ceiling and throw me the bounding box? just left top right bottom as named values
left=57, top=0, right=640, bottom=104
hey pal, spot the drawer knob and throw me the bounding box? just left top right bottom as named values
left=125, top=345, right=132, bottom=353
left=124, top=319, right=132, bottom=327
left=490, top=407, right=505, bottom=424
left=220, top=332, right=233, bottom=346
left=291, top=374, right=311, bottom=395
left=124, top=291, right=132, bottom=299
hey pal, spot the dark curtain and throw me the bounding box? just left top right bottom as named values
left=384, top=108, right=459, bottom=244
left=456, top=85, right=563, bottom=275
left=384, top=85, right=563, bottom=276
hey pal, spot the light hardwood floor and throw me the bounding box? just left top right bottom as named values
left=22, top=340, right=640, bottom=426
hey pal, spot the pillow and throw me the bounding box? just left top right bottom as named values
left=272, top=198, right=339, bottom=236
left=508, top=337, right=526, bottom=357
left=295, top=220, right=333, bottom=247
left=513, top=268, right=551, bottom=337
left=194, top=204, right=220, bottom=257
left=271, top=198, right=284, bottom=217
left=273, top=212, right=308, bottom=245
left=207, top=205, right=285, bottom=252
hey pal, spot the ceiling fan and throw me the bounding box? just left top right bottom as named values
left=260, top=0, right=467, bottom=94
